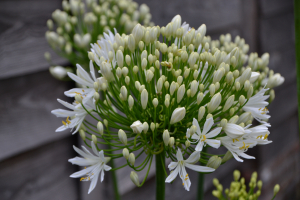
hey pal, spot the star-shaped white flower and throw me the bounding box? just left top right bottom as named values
left=69, top=142, right=111, bottom=194
left=165, top=149, right=215, bottom=191
left=65, top=61, right=107, bottom=104
left=220, top=136, right=257, bottom=162
left=244, top=124, right=272, bottom=145
left=51, top=99, right=96, bottom=134
left=187, top=118, right=222, bottom=151
left=243, top=87, right=270, bottom=126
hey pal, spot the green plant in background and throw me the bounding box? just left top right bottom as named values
left=212, top=170, right=280, bottom=200
left=51, top=14, right=285, bottom=199
left=45, top=0, right=153, bottom=80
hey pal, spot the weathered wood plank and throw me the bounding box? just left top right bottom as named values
left=0, top=137, right=79, bottom=200
left=0, top=70, right=73, bottom=161
left=0, top=0, right=66, bottom=80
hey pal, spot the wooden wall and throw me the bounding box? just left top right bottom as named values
left=0, top=0, right=298, bottom=199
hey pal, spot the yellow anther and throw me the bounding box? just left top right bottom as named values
left=246, top=145, right=249, bottom=149
left=184, top=178, right=188, bottom=181
left=80, top=177, right=85, bottom=181
left=66, top=116, right=71, bottom=124
left=182, top=183, right=184, bottom=186
left=62, top=121, right=67, bottom=126
left=263, top=134, right=268, bottom=140
left=232, top=139, right=235, bottom=143
left=239, top=142, right=246, bottom=150
left=186, top=174, right=188, bottom=177
left=201, top=135, right=207, bottom=142
left=82, top=89, right=85, bottom=92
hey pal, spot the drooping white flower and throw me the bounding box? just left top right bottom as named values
left=243, top=124, right=272, bottom=145
left=243, top=87, right=270, bottom=125
left=65, top=61, right=106, bottom=104
left=51, top=99, right=96, bottom=134
left=130, top=120, right=144, bottom=133
left=220, top=136, right=257, bottom=162
left=165, top=149, right=215, bottom=191
left=69, top=142, right=111, bottom=194
left=188, top=118, right=222, bottom=151
left=223, top=123, right=250, bottom=139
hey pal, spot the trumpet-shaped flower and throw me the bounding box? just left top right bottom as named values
left=51, top=99, right=95, bottom=134
left=243, top=87, right=270, bottom=125
left=69, top=142, right=111, bottom=194
left=65, top=61, right=106, bottom=104
left=165, top=149, right=215, bottom=191
left=220, top=136, right=257, bottom=162
left=187, top=118, right=222, bottom=151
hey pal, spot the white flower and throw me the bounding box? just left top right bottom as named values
left=69, top=142, right=111, bottom=194
left=262, top=73, right=285, bottom=88
left=170, top=107, right=186, bottom=124
left=188, top=118, right=222, bottom=151
left=65, top=61, right=105, bottom=104
left=244, top=124, right=272, bottom=145
left=91, top=29, right=117, bottom=67
left=130, top=120, right=144, bottom=133
left=243, top=87, right=270, bottom=125
left=51, top=99, right=95, bottom=134
left=165, top=149, right=215, bottom=191
left=220, top=136, right=257, bottom=162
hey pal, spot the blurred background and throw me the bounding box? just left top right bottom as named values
left=0, top=0, right=299, bottom=199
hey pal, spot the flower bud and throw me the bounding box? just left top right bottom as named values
left=146, top=70, right=154, bottom=82
left=142, top=122, right=149, bottom=134
left=226, top=72, right=233, bottom=83
left=129, top=153, right=135, bottom=166
left=233, top=170, right=241, bottom=181
left=128, top=34, right=135, bottom=52
left=103, top=119, right=108, bottom=127
left=125, top=55, right=131, bottom=66
left=132, top=24, right=144, bottom=44
left=118, top=129, right=127, bottom=145
left=239, top=95, right=246, bottom=105
left=92, top=134, right=97, bottom=145
left=239, top=68, right=252, bottom=85
left=128, top=95, right=134, bottom=110
left=79, top=129, right=85, bottom=141
left=209, top=84, right=216, bottom=96
left=273, top=184, right=280, bottom=195
left=220, top=119, right=227, bottom=128
left=122, top=67, right=129, bottom=77
left=222, top=151, right=233, bottom=162
left=170, top=107, right=186, bottom=124
left=150, top=122, right=155, bottom=132
left=133, top=65, right=139, bottom=74
left=185, top=140, right=190, bottom=148
left=237, top=112, right=251, bottom=124
left=97, top=121, right=104, bottom=135
left=116, top=50, right=124, bottom=68
left=177, top=84, right=185, bottom=103
left=130, top=120, right=144, bottom=133
left=235, top=81, right=240, bottom=91
left=75, top=93, right=83, bottom=103
left=208, top=93, right=222, bottom=113
left=169, top=137, right=175, bottom=147
left=247, top=86, right=253, bottom=98
left=141, top=89, right=148, bottom=109
left=165, top=98, right=170, bottom=108
left=207, top=156, right=222, bottom=169
left=130, top=171, right=140, bottom=187
left=223, top=95, right=235, bottom=112
left=116, top=67, right=122, bottom=78
left=152, top=98, right=158, bottom=108
left=120, top=86, right=128, bottom=100
left=197, top=92, right=204, bottom=105
left=163, top=130, right=170, bottom=146
left=198, top=106, right=206, bottom=121
left=141, top=58, right=147, bottom=70
left=244, top=80, right=250, bottom=91
left=229, top=115, right=239, bottom=124
left=123, top=148, right=129, bottom=160
left=190, top=80, right=199, bottom=97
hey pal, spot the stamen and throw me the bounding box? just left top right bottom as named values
left=62, top=121, right=67, bottom=126
left=66, top=116, right=71, bottom=124
left=186, top=174, right=188, bottom=177
left=182, top=183, right=184, bottom=186
left=263, top=134, right=268, bottom=140
left=239, top=142, right=246, bottom=150
left=184, top=178, right=188, bottom=181
left=201, top=135, right=206, bottom=142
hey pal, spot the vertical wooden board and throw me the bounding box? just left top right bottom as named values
left=0, top=137, right=79, bottom=200
left=0, top=0, right=67, bottom=79
left=0, top=70, right=74, bottom=161
left=134, top=0, right=241, bottom=31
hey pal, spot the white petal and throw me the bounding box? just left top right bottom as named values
left=55, top=125, right=68, bottom=132
left=76, top=64, right=95, bottom=84
left=89, top=60, right=97, bottom=81
left=168, top=162, right=178, bottom=171
left=51, top=109, right=75, bottom=117
left=203, top=117, right=214, bottom=135
left=68, top=157, right=96, bottom=166
left=185, top=163, right=215, bottom=173
left=70, top=165, right=95, bottom=178
left=193, top=118, right=201, bottom=135
left=195, top=141, right=204, bottom=152
left=205, top=139, right=221, bottom=149
left=165, top=166, right=179, bottom=183
left=68, top=72, right=93, bottom=88
left=88, top=171, right=100, bottom=194
left=98, top=150, right=106, bottom=162
left=185, top=151, right=200, bottom=164
left=205, top=127, right=222, bottom=138
left=57, top=99, right=75, bottom=110
left=176, top=148, right=183, bottom=161
left=104, top=164, right=112, bottom=171
left=91, top=142, right=99, bottom=156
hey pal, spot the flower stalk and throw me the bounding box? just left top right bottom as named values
left=156, top=150, right=166, bottom=200
left=294, top=0, right=300, bottom=134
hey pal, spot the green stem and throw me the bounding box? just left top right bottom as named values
left=294, top=0, right=300, bottom=134
left=108, top=144, right=121, bottom=200
left=156, top=151, right=165, bottom=200
left=197, top=147, right=207, bottom=200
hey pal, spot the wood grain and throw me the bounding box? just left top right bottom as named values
left=0, top=0, right=67, bottom=80
left=0, top=70, right=73, bottom=161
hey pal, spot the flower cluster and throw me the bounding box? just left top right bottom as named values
left=212, top=170, right=280, bottom=200
left=52, top=15, right=284, bottom=193
left=45, top=0, right=153, bottom=80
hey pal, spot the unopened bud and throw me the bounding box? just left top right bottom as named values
left=170, top=107, right=186, bottom=124
left=92, top=134, right=97, bottom=144
left=141, top=89, right=148, bottom=109
left=130, top=171, right=140, bottom=186
left=123, top=148, right=129, bottom=160
left=163, top=130, right=170, bottom=146
left=129, top=153, right=135, bottom=166
left=169, top=137, right=175, bottom=147
left=97, top=121, right=104, bottom=135
left=79, top=129, right=85, bottom=141
left=207, top=156, right=222, bottom=169
left=118, top=129, right=127, bottom=145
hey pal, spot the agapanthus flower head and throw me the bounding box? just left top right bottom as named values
left=52, top=14, right=284, bottom=193
left=45, top=0, right=154, bottom=80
